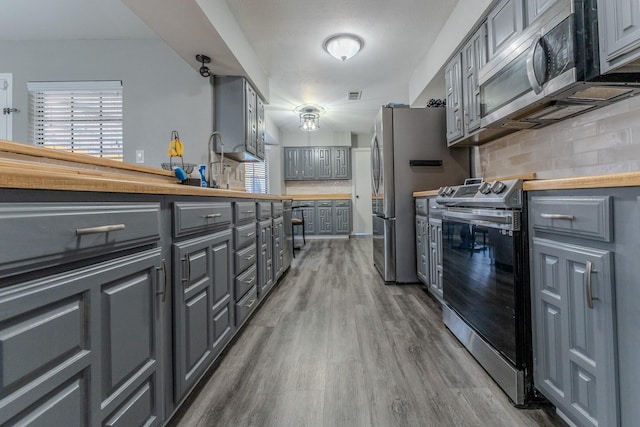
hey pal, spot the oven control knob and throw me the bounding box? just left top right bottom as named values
left=478, top=182, right=492, bottom=195
left=491, top=181, right=507, bottom=194
left=445, top=186, right=456, bottom=196
left=437, top=186, right=447, bottom=196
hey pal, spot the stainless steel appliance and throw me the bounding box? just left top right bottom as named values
left=371, top=106, right=470, bottom=283
left=437, top=179, right=533, bottom=405
left=479, top=0, right=640, bottom=131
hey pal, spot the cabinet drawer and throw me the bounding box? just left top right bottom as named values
left=530, top=196, right=612, bottom=242
left=316, top=200, right=332, bottom=207
left=0, top=202, right=160, bottom=275
left=234, top=202, right=256, bottom=223
left=173, top=202, right=232, bottom=238
left=293, top=200, right=314, bottom=208
left=235, top=264, right=257, bottom=301
left=235, top=285, right=258, bottom=327
left=235, top=243, right=257, bottom=275
left=415, top=198, right=428, bottom=216
left=272, top=202, right=283, bottom=218
left=333, top=200, right=351, bottom=208
left=234, top=223, right=256, bottom=250
left=257, top=202, right=272, bottom=219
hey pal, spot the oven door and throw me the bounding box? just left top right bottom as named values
left=442, top=208, right=522, bottom=365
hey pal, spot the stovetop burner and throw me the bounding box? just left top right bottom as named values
left=435, top=179, right=523, bottom=209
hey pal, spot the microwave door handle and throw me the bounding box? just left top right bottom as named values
left=526, top=35, right=544, bottom=95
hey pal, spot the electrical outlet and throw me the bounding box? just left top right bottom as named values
left=135, top=150, right=144, bottom=164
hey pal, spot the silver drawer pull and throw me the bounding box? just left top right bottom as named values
left=540, top=213, right=575, bottom=220
left=246, top=299, right=256, bottom=308
left=76, top=224, right=125, bottom=236
left=245, top=277, right=255, bottom=284
left=244, top=254, right=255, bottom=261
left=244, top=232, right=255, bottom=237
left=241, top=210, right=255, bottom=214
left=205, top=213, right=223, bottom=219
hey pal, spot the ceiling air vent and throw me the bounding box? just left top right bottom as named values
left=348, top=90, right=362, bottom=101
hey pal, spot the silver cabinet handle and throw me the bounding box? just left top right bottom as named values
left=245, top=254, right=255, bottom=261
left=244, top=232, right=255, bottom=237
left=246, top=299, right=256, bottom=309
left=76, top=224, right=125, bottom=236
left=586, top=261, right=599, bottom=309
left=181, top=255, right=191, bottom=285
left=205, top=213, right=222, bottom=219
left=241, top=210, right=255, bottom=214
left=540, top=213, right=575, bottom=220
left=156, top=260, right=167, bottom=302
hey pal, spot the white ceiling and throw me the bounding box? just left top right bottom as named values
left=0, top=0, right=459, bottom=135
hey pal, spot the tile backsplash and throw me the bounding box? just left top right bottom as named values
left=285, top=180, right=352, bottom=195
left=476, top=95, right=640, bottom=179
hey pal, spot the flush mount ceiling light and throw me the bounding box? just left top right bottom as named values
left=295, top=105, right=324, bottom=131
left=196, top=54, right=211, bottom=77
left=323, top=34, right=363, bottom=61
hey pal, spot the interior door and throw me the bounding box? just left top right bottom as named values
left=0, top=73, right=12, bottom=140
left=353, top=148, right=372, bottom=234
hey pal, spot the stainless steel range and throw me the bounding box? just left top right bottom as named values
left=436, top=179, right=533, bottom=406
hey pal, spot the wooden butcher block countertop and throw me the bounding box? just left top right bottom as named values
left=0, top=140, right=282, bottom=199
left=288, top=193, right=351, bottom=200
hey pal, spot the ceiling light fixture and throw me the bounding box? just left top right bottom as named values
left=323, top=34, right=363, bottom=61
left=196, top=54, right=211, bottom=77
left=295, top=106, right=324, bottom=131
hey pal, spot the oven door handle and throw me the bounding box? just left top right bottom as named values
left=442, top=210, right=518, bottom=231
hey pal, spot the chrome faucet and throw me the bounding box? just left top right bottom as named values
left=207, top=132, right=224, bottom=188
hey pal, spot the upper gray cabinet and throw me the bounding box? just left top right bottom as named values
left=446, top=23, right=488, bottom=146
left=487, top=0, right=524, bottom=59
left=598, top=0, right=640, bottom=73
left=214, top=76, right=265, bottom=161
left=283, top=146, right=351, bottom=180
left=526, top=0, right=558, bottom=25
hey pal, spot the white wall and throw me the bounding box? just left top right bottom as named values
left=476, top=95, right=640, bottom=179
left=0, top=39, right=212, bottom=169
left=281, top=130, right=351, bottom=147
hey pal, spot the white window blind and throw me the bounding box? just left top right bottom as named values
left=245, top=160, right=268, bottom=193
left=28, top=81, right=123, bottom=161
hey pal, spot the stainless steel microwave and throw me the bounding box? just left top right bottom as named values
left=478, top=0, right=640, bottom=130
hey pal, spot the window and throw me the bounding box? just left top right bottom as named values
left=245, top=160, right=268, bottom=193
left=28, top=81, right=123, bottom=161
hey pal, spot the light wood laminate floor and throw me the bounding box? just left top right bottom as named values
left=170, top=238, right=565, bottom=427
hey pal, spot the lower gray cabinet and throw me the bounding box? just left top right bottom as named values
left=415, top=215, right=429, bottom=284
left=273, top=216, right=285, bottom=281
left=333, top=201, right=352, bottom=235
left=428, top=217, right=443, bottom=300
left=316, top=200, right=333, bottom=234
left=0, top=249, right=165, bottom=427
left=293, top=205, right=316, bottom=235
left=172, top=229, right=233, bottom=403
left=257, top=218, right=273, bottom=296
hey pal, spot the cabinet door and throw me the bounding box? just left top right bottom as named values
left=300, top=148, right=316, bottom=179
left=0, top=249, right=165, bottom=427
left=334, top=205, right=352, bottom=235
left=258, top=220, right=273, bottom=295
left=298, top=206, right=316, bottom=235
left=316, top=204, right=334, bottom=234
left=415, top=216, right=428, bottom=284
left=487, top=0, right=524, bottom=59
left=600, top=0, right=640, bottom=72
left=331, top=147, right=351, bottom=179
left=429, top=218, right=443, bottom=299
left=316, top=147, right=332, bottom=179
left=462, top=24, right=487, bottom=134
left=445, top=53, right=463, bottom=143
left=531, top=239, right=618, bottom=427
left=256, top=97, right=265, bottom=159
left=173, top=230, right=233, bottom=402
left=272, top=218, right=284, bottom=280
left=244, top=81, right=257, bottom=155
left=526, top=0, right=558, bottom=25
left=284, top=148, right=300, bottom=180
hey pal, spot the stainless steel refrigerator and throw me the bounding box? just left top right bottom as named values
left=371, top=106, right=470, bottom=283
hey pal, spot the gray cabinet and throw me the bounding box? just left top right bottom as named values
left=445, top=53, right=463, bottom=143
left=172, top=229, right=233, bottom=402
left=233, top=201, right=258, bottom=328
left=447, top=23, right=488, bottom=146
left=283, top=147, right=351, bottom=180
left=487, top=0, right=524, bottom=59
left=526, top=0, right=558, bottom=25
left=284, top=148, right=300, bottom=180
left=257, top=218, right=273, bottom=296
left=316, top=200, right=334, bottom=234
left=213, top=76, right=264, bottom=161
left=256, top=97, right=265, bottom=159
left=529, top=195, right=618, bottom=427
left=333, top=200, right=352, bottom=235
left=0, top=249, right=165, bottom=427
left=273, top=216, right=284, bottom=281
left=293, top=201, right=316, bottom=235
left=415, top=215, right=429, bottom=285
left=428, top=217, right=443, bottom=301
left=598, top=0, right=640, bottom=72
